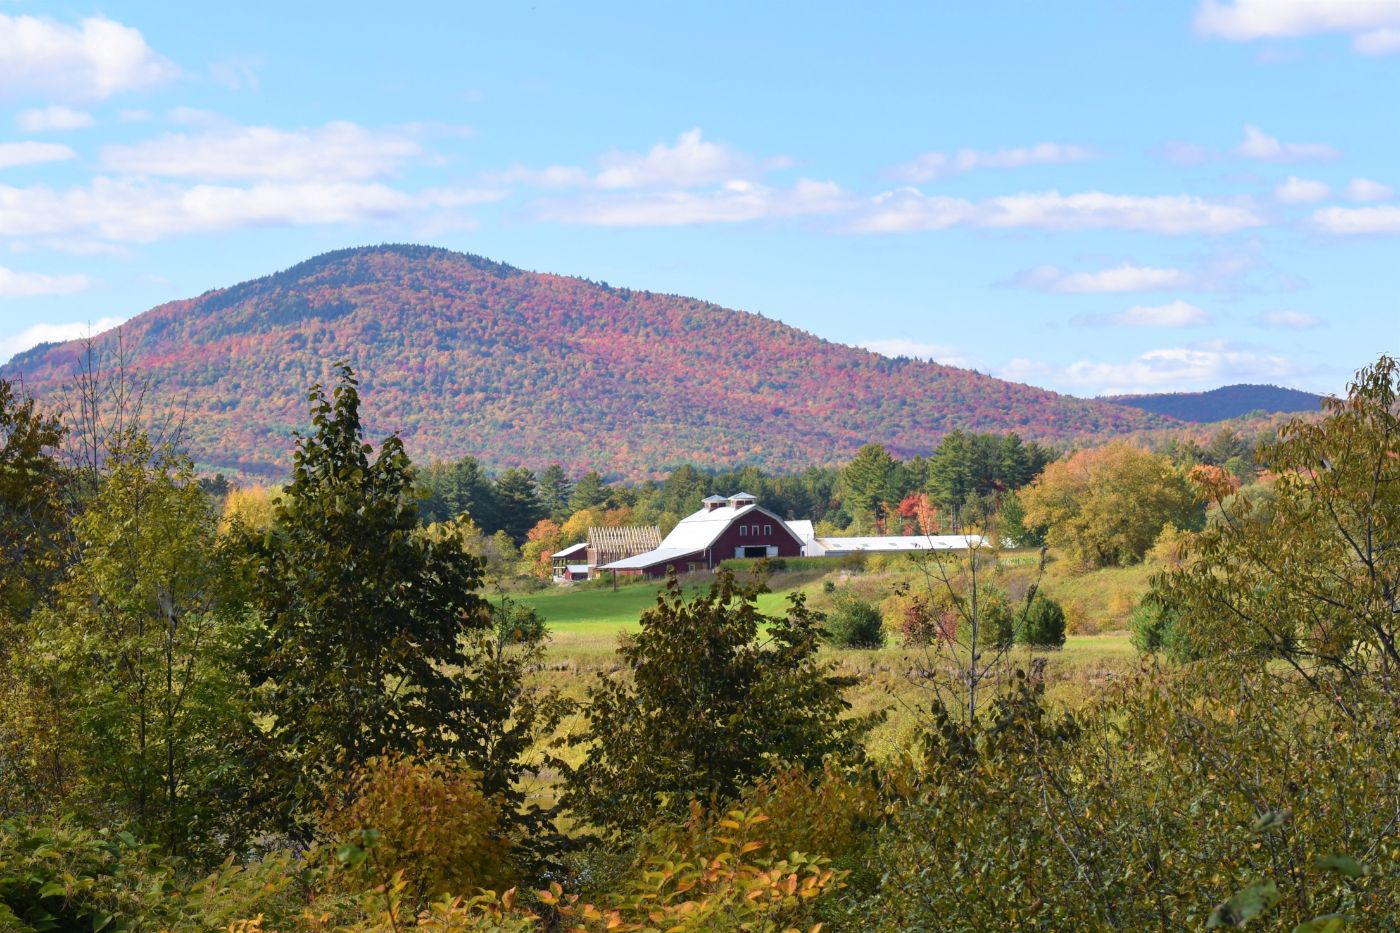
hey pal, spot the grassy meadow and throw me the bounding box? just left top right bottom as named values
left=507, top=554, right=1155, bottom=767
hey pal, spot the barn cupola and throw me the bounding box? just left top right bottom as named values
left=701, top=495, right=729, bottom=512
left=728, top=492, right=757, bottom=509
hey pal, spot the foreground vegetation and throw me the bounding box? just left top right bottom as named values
left=0, top=353, right=1396, bottom=930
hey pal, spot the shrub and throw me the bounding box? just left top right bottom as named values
left=492, top=598, right=548, bottom=646
left=824, top=590, right=887, bottom=649
left=1015, top=593, right=1066, bottom=648
left=319, top=751, right=513, bottom=905
left=958, top=586, right=1014, bottom=649
left=1128, top=598, right=1198, bottom=662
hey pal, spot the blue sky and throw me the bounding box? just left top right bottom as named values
left=1, top=0, right=1397, bottom=395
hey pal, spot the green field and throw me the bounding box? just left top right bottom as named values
left=509, top=566, right=1142, bottom=762
left=510, top=577, right=807, bottom=647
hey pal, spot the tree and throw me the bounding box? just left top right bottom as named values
left=1156, top=356, right=1400, bottom=712
left=841, top=443, right=900, bottom=528
left=520, top=518, right=564, bottom=580
left=0, top=378, right=67, bottom=625
left=564, top=572, right=874, bottom=834
left=238, top=364, right=491, bottom=831
left=29, top=432, right=245, bottom=857
left=1021, top=441, right=1202, bottom=569
left=568, top=470, right=611, bottom=512
left=537, top=464, right=573, bottom=521
left=494, top=467, right=545, bottom=543
left=418, top=456, right=499, bottom=531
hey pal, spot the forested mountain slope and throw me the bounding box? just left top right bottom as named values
left=3, top=245, right=1174, bottom=478
left=1103, top=384, right=1325, bottom=422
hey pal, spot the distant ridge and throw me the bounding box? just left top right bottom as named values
left=2, top=244, right=1176, bottom=478
left=1102, top=384, right=1325, bottom=423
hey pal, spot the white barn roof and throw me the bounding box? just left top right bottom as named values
left=810, top=534, right=986, bottom=555
left=600, top=498, right=804, bottom=571
left=552, top=541, right=588, bottom=559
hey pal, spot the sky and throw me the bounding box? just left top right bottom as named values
left=1, top=0, right=1397, bottom=396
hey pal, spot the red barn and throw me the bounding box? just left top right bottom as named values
left=601, top=492, right=806, bottom=578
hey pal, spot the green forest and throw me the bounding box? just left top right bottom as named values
left=1, top=354, right=1397, bottom=931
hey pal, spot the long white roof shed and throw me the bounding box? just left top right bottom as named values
left=807, top=534, right=986, bottom=557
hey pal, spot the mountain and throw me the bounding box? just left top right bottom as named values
left=1102, top=384, right=1325, bottom=423
left=3, top=244, right=1177, bottom=479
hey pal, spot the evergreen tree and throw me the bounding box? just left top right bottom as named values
left=564, top=571, right=874, bottom=834
left=537, top=464, right=573, bottom=521
left=841, top=443, right=900, bottom=525
left=494, top=467, right=544, bottom=543
left=239, top=365, right=491, bottom=832
left=568, top=470, right=611, bottom=512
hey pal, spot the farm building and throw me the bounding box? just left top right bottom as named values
left=550, top=542, right=590, bottom=583
left=601, top=492, right=806, bottom=578
left=586, top=525, right=662, bottom=572
left=805, top=534, right=986, bottom=557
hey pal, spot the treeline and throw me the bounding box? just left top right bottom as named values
left=415, top=431, right=1057, bottom=543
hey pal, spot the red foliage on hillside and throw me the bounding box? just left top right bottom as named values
left=1, top=245, right=1174, bottom=478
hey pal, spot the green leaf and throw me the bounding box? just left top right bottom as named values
left=1250, top=809, right=1291, bottom=834
left=1206, top=880, right=1280, bottom=928
left=336, top=843, right=367, bottom=867
left=1294, top=915, right=1347, bottom=933
left=92, top=911, right=115, bottom=932
left=1314, top=855, right=1369, bottom=878
left=36, top=881, right=65, bottom=898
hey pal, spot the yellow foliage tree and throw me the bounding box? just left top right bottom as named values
left=219, top=484, right=279, bottom=535
left=1021, top=441, right=1201, bottom=569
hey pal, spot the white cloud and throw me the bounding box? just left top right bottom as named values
left=0, top=14, right=176, bottom=102
left=1011, top=263, right=1187, bottom=293
left=16, top=105, right=94, bottom=131
left=486, top=164, right=592, bottom=188
left=595, top=129, right=752, bottom=189
left=0, top=177, right=507, bottom=242
left=1354, top=26, right=1400, bottom=53
left=0, top=315, right=124, bottom=364
left=100, top=121, right=421, bottom=181
left=852, top=189, right=1263, bottom=235
left=498, top=129, right=781, bottom=191
left=1075, top=300, right=1212, bottom=328
left=1257, top=310, right=1323, bottom=329
left=1312, top=203, right=1400, bottom=233
left=1275, top=175, right=1330, bottom=202
left=1346, top=177, right=1394, bottom=201
left=1195, top=1, right=1400, bottom=39
left=0, top=141, right=75, bottom=169
left=1003, top=341, right=1298, bottom=395
left=537, top=178, right=849, bottom=227
left=891, top=142, right=1096, bottom=183
left=1236, top=124, right=1340, bottom=162
left=859, top=338, right=980, bottom=370
left=984, top=191, right=1264, bottom=234
left=0, top=265, right=91, bottom=296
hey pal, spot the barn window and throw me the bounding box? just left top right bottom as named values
left=752, top=524, right=760, bottom=535
left=764, top=524, right=772, bottom=535
left=740, top=525, right=747, bottom=537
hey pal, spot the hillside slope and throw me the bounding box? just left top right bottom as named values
left=1103, top=384, right=1324, bottom=423
left=3, top=245, right=1174, bottom=478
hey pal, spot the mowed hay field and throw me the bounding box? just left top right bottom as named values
left=512, top=556, right=1154, bottom=762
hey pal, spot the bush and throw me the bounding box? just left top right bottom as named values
left=1016, top=593, right=1067, bottom=648
left=319, top=751, right=513, bottom=905
left=959, top=586, right=1014, bottom=650
left=1128, top=598, right=1198, bottom=662
left=824, top=590, right=887, bottom=649
left=492, top=598, right=548, bottom=646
